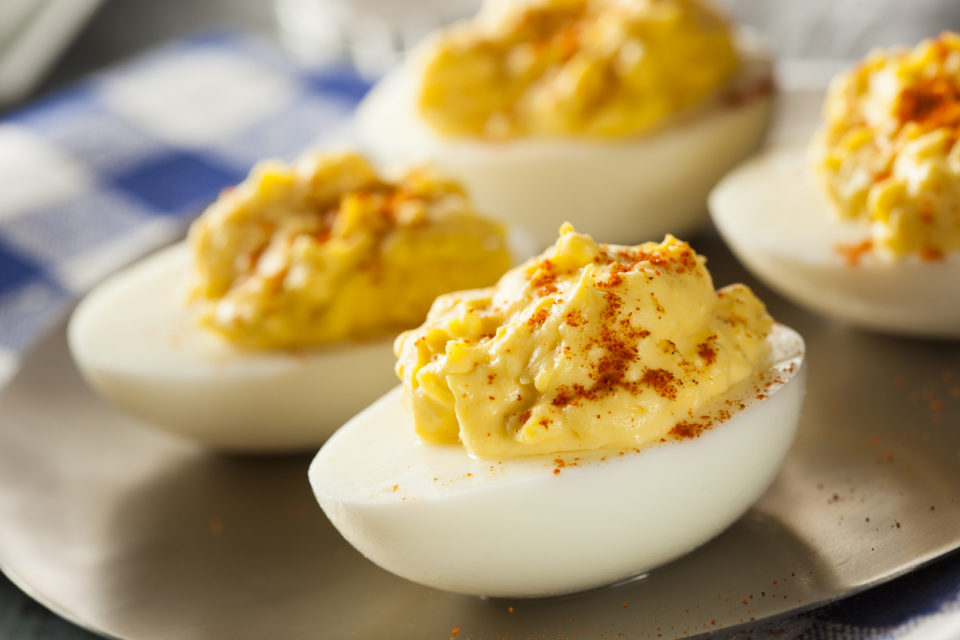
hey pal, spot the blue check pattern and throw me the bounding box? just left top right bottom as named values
left=0, top=31, right=957, bottom=640
left=0, top=32, right=365, bottom=358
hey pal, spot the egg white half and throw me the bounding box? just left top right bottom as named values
left=68, top=243, right=399, bottom=452
left=356, top=37, right=774, bottom=247
left=710, top=148, right=960, bottom=339
left=309, top=324, right=805, bottom=598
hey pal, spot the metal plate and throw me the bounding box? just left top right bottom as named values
left=1, top=231, right=959, bottom=640
left=1, top=85, right=960, bottom=639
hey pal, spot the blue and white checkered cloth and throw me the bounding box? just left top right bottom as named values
left=0, top=31, right=958, bottom=640
left=0, top=32, right=368, bottom=384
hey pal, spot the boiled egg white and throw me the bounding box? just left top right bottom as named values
left=68, top=242, right=399, bottom=452
left=69, top=225, right=538, bottom=452
left=356, top=36, right=774, bottom=247
left=710, top=148, right=960, bottom=339
left=309, top=324, right=805, bottom=598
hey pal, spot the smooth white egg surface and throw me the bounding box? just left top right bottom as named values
left=309, top=325, right=805, bottom=598
left=710, top=148, right=960, bottom=339
left=356, top=40, right=773, bottom=247
left=68, top=243, right=398, bottom=452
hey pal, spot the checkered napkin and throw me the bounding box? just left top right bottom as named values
left=0, top=31, right=368, bottom=386
left=0, top=31, right=958, bottom=640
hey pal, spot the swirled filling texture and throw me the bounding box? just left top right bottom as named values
left=188, top=153, right=511, bottom=349
left=419, top=0, right=739, bottom=139
left=395, top=225, right=773, bottom=458
left=811, top=33, right=960, bottom=259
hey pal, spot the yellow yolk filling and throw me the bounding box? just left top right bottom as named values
left=811, top=33, right=960, bottom=259
left=395, top=224, right=773, bottom=459
left=188, top=153, right=512, bottom=349
left=418, top=0, right=739, bottom=139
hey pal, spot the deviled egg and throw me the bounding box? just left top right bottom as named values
left=711, top=34, right=960, bottom=338
left=310, top=225, right=805, bottom=597
left=68, top=152, right=514, bottom=451
left=357, top=0, right=774, bottom=246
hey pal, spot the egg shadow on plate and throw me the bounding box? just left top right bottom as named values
left=464, top=509, right=839, bottom=640
left=93, top=443, right=844, bottom=640
left=95, top=451, right=442, bottom=640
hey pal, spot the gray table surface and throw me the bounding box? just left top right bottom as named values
left=2, top=1, right=960, bottom=639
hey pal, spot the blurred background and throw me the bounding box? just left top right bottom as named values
left=3, top=0, right=960, bottom=114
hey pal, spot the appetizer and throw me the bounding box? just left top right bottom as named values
left=711, top=34, right=960, bottom=338
left=68, top=152, right=514, bottom=450
left=310, top=225, right=805, bottom=597
left=358, top=0, right=774, bottom=245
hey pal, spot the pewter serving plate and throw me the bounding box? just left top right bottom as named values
left=1, top=86, right=960, bottom=640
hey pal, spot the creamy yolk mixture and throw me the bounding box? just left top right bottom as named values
left=418, top=0, right=739, bottom=139
left=188, top=153, right=511, bottom=349
left=811, top=33, right=960, bottom=259
left=395, top=225, right=773, bottom=459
